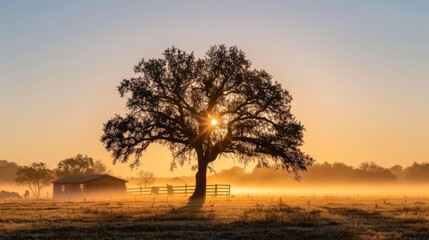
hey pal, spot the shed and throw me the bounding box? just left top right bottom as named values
left=52, top=174, right=127, bottom=200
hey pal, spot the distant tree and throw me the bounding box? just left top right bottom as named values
left=357, top=161, right=396, bottom=181
left=403, top=162, right=429, bottom=182
left=136, top=171, right=156, bottom=187
left=302, top=162, right=355, bottom=182
left=0, top=160, right=20, bottom=183
left=217, top=166, right=247, bottom=178
left=332, top=162, right=354, bottom=171
left=359, top=162, right=385, bottom=173
left=390, top=165, right=404, bottom=179
left=15, top=162, right=54, bottom=199
left=93, top=160, right=108, bottom=174
left=101, top=45, right=314, bottom=200
left=55, top=154, right=108, bottom=177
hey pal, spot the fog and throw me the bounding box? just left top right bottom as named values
left=0, top=184, right=30, bottom=194
left=0, top=183, right=32, bottom=200
left=128, top=162, right=429, bottom=198
left=3, top=161, right=429, bottom=200
left=229, top=184, right=429, bottom=197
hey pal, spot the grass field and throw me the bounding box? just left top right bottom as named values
left=1, top=194, right=428, bottom=240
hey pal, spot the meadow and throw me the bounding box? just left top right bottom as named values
left=0, top=194, right=428, bottom=240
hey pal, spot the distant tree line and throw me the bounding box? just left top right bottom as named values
left=0, top=154, right=108, bottom=199
left=0, top=160, right=20, bottom=183
left=2, top=158, right=429, bottom=197
left=211, top=161, right=429, bottom=184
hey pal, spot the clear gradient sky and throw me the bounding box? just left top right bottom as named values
left=1, top=0, right=428, bottom=177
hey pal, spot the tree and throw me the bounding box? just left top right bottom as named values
left=136, top=170, right=156, bottom=187
left=359, top=161, right=385, bottom=173
left=357, top=161, right=396, bottom=182
left=390, top=165, right=404, bottom=179
left=55, top=154, right=108, bottom=177
left=101, top=45, right=314, bottom=200
left=15, top=162, right=54, bottom=199
left=93, top=159, right=108, bottom=174
left=0, top=160, right=20, bottom=183
left=403, top=162, right=429, bottom=182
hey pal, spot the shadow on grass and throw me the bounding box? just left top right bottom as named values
left=1, top=202, right=358, bottom=240
left=177, top=198, right=205, bottom=212
left=322, top=206, right=429, bottom=239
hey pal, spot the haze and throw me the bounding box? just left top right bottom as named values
left=1, top=0, right=428, bottom=177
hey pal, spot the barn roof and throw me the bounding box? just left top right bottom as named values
left=52, top=174, right=128, bottom=184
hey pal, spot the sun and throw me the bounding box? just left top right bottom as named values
left=210, top=118, right=218, bottom=126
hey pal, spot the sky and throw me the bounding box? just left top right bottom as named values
left=1, top=0, right=428, bottom=178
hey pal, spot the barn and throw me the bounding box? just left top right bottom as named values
left=52, top=174, right=127, bottom=200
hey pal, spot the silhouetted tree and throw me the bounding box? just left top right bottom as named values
left=137, top=170, right=156, bottom=187
left=212, top=161, right=399, bottom=185
left=359, top=161, right=385, bottom=173
left=93, top=159, right=108, bottom=174
left=357, top=161, right=396, bottom=181
left=302, top=162, right=355, bottom=182
left=101, top=45, right=314, bottom=200
left=0, top=160, right=20, bottom=183
left=55, top=154, right=107, bottom=177
left=15, top=162, right=54, bottom=199
left=390, top=165, right=404, bottom=179
left=403, top=162, right=429, bottom=182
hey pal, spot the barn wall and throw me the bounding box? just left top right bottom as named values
left=53, top=183, right=75, bottom=200
left=52, top=176, right=127, bottom=201
left=87, top=176, right=126, bottom=192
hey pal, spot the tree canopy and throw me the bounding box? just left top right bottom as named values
left=101, top=45, right=314, bottom=199
left=15, top=162, right=54, bottom=199
left=403, top=162, right=429, bottom=182
left=0, top=160, right=20, bottom=183
left=137, top=170, right=156, bottom=187
left=55, top=154, right=108, bottom=177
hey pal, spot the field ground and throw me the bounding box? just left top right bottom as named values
left=1, top=195, right=429, bottom=240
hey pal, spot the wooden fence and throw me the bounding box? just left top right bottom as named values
left=127, top=184, right=230, bottom=197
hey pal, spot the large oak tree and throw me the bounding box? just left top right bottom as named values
left=101, top=45, right=314, bottom=200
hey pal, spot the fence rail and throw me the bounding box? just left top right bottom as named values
left=127, top=184, right=230, bottom=197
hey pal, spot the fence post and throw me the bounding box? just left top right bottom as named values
left=215, top=184, right=218, bottom=197
left=140, top=185, right=142, bottom=195
left=228, top=185, right=230, bottom=197
left=185, top=184, right=188, bottom=196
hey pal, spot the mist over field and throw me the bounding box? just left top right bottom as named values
left=2, top=159, right=429, bottom=201
left=127, top=161, right=429, bottom=197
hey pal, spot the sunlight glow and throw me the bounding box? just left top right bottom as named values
left=211, top=118, right=218, bottom=126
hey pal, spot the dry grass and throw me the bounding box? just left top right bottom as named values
left=0, top=195, right=428, bottom=240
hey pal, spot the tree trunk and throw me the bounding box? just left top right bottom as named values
left=190, top=162, right=207, bottom=201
